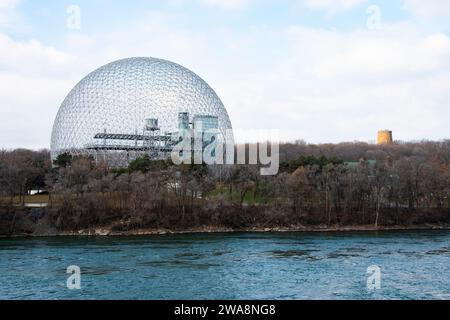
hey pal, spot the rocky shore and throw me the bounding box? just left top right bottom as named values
left=57, top=224, right=450, bottom=237
left=3, top=219, right=450, bottom=238
left=1, top=206, right=449, bottom=238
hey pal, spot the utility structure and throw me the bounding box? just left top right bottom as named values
left=83, top=112, right=219, bottom=167
left=377, top=130, right=393, bottom=145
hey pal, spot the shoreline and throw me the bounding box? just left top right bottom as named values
left=2, top=224, right=450, bottom=238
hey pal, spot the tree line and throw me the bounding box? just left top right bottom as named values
left=1, top=140, right=449, bottom=235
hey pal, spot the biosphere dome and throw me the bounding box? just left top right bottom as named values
left=50, top=57, right=233, bottom=164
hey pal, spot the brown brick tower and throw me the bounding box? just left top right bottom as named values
left=377, top=130, right=393, bottom=145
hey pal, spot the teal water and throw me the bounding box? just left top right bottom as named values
left=0, top=231, right=449, bottom=300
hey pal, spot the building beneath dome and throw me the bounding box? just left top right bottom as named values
left=50, top=57, right=234, bottom=167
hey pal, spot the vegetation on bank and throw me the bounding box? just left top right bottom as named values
left=1, top=141, right=450, bottom=236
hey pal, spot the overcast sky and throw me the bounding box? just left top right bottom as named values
left=1, top=0, right=450, bottom=148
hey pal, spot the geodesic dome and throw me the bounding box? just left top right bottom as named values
left=50, top=57, right=233, bottom=161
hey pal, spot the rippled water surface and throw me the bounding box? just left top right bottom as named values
left=0, top=231, right=449, bottom=299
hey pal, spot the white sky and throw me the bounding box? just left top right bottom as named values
left=1, top=0, right=450, bottom=148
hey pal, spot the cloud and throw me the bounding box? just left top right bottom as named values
left=0, top=31, right=79, bottom=149
left=0, top=0, right=21, bottom=27
left=0, top=0, right=20, bottom=10
left=303, top=0, right=367, bottom=14
left=402, top=0, right=450, bottom=20
left=1, top=5, right=450, bottom=148
left=0, top=34, right=76, bottom=77
left=214, top=24, right=450, bottom=142
left=286, top=26, right=450, bottom=79
left=0, top=73, right=72, bottom=149
left=200, top=0, right=252, bottom=9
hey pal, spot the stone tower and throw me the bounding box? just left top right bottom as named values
left=377, top=130, right=393, bottom=145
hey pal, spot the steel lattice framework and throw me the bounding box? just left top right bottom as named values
left=50, top=57, right=233, bottom=165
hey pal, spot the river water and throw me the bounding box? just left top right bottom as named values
left=0, top=231, right=449, bottom=300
